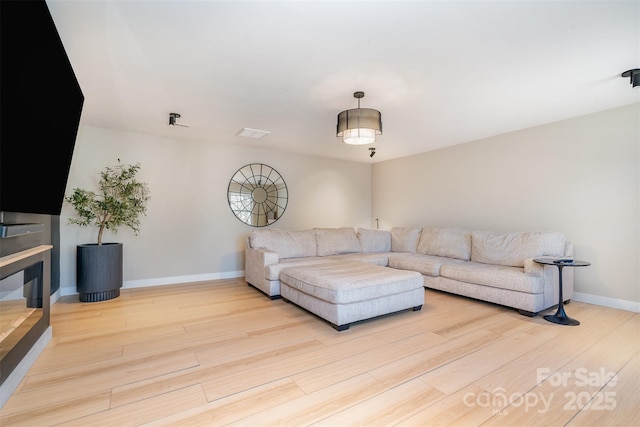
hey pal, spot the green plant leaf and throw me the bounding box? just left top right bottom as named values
left=65, top=160, right=150, bottom=245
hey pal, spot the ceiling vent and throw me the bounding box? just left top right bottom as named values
left=236, top=128, right=270, bottom=139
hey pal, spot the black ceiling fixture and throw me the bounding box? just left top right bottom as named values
left=337, top=91, right=382, bottom=145
left=169, top=112, right=189, bottom=127
left=621, top=69, right=640, bottom=88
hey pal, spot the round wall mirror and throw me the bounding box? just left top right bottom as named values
left=227, top=163, right=288, bottom=227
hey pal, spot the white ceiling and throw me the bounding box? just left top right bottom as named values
left=46, top=0, right=640, bottom=164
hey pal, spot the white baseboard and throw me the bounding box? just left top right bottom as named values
left=59, top=270, right=245, bottom=296
left=122, top=270, right=245, bottom=289
left=572, top=292, right=640, bottom=313
left=50, top=288, right=61, bottom=305
left=57, top=274, right=638, bottom=314
left=0, top=326, right=52, bottom=409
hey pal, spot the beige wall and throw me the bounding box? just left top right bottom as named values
left=59, top=125, right=372, bottom=295
left=373, top=103, right=639, bottom=307
left=60, top=104, right=639, bottom=310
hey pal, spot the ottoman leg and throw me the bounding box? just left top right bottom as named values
left=412, top=305, right=423, bottom=311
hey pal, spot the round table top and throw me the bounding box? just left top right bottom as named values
left=533, top=257, right=591, bottom=267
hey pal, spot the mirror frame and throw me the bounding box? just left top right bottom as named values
left=227, top=163, right=288, bottom=227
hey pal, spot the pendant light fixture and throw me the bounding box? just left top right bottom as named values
left=337, top=91, right=382, bottom=145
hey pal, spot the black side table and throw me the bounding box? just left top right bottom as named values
left=533, top=258, right=591, bottom=326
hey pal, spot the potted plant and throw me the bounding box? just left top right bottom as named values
left=65, top=160, right=150, bottom=302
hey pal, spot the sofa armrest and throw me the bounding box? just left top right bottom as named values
left=529, top=241, right=575, bottom=308
left=248, top=247, right=280, bottom=265
left=244, top=246, right=279, bottom=287
left=536, top=261, right=573, bottom=309
left=524, top=258, right=544, bottom=276
left=564, top=241, right=574, bottom=257
left=524, top=241, right=574, bottom=276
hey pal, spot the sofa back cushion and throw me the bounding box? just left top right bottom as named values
left=471, top=231, right=565, bottom=267
left=315, top=227, right=361, bottom=256
left=391, top=227, right=422, bottom=252
left=417, top=227, right=471, bottom=261
left=250, top=229, right=317, bottom=259
left=357, top=228, right=391, bottom=253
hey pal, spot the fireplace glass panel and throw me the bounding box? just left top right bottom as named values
left=0, top=264, right=43, bottom=361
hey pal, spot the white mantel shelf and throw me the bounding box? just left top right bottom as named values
left=0, top=245, right=53, bottom=268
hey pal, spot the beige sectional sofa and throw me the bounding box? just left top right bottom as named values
left=244, top=226, right=573, bottom=317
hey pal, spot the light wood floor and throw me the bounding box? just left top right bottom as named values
left=1, top=279, right=638, bottom=426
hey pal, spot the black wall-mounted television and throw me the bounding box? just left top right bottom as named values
left=1, top=0, right=84, bottom=216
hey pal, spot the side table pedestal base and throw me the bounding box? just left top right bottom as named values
left=544, top=313, right=580, bottom=326
left=533, top=258, right=590, bottom=327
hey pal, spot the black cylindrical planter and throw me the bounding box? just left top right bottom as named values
left=77, top=243, right=123, bottom=302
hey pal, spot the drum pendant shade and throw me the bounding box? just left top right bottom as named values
left=337, top=92, right=382, bottom=145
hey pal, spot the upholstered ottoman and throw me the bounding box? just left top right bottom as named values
left=280, top=261, right=424, bottom=331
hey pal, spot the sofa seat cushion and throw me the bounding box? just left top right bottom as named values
left=388, top=254, right=457, bottom=277
left=280, top=261, right=423, bottom=305
left=251, top=229, right=317, bottom=259
left=315, top=227, right=361, bottom=256
left=440, top=262, right=544, bottom=294
left=328, top=252, right=391, bottom=267
left=471, top=231, right=565, bottom=267
left=265, top=257, right=334, bottom=281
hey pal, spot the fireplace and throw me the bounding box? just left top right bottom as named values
left=0, top=246, right=51, bottom=379
left=0, top=212, right=52, bottom=407
left=1, top=263, right=43, bottom=345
